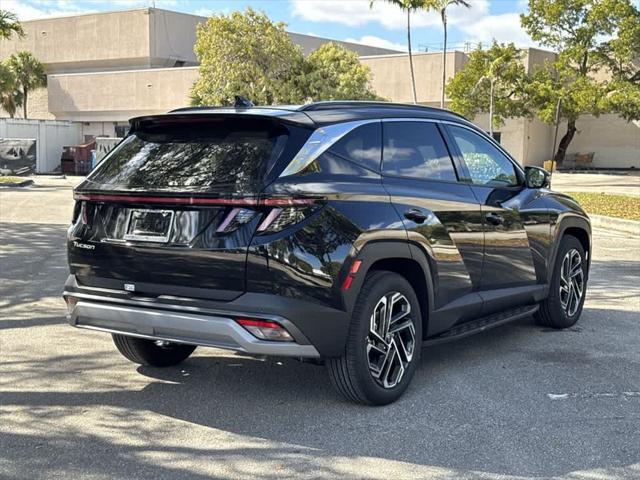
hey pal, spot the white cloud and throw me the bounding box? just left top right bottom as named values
left=5, top=0, right=180, bottom=20
left=290, top=1, right=541, bottom=51
left=458, top=13, right=536, bottom=48
left=3, top=0, right=95, bottom=20
left=345, top=35, right=407, bottom=52
left=291, top=0, right=488, bottom=30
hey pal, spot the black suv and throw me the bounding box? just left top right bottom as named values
left=64, top=102, right=590, bottom=405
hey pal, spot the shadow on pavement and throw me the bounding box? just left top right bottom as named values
left=1, top=311, right=638, bottom=479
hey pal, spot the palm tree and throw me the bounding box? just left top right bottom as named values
left=0, top=10, right=25, bottom=40
left=6, top=51, right=46, bottom=119
left=0, top=64, right=22, bottom=118
left=371, top=0, right=431, bottom=104
left=425, top=0, right=471, bottom=108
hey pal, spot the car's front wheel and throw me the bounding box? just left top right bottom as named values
left=536, top=235, right=588, bottom=328
left=112, top=334, right=196, bottom=367
left=327, top=271, right=422, bottom=405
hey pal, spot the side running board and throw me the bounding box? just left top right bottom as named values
left=423, top=305, right=539, bottom=347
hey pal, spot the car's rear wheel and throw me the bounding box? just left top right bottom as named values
left=112, top=334, right=196, bottom=367
left=327, top=271, right=422, bottom=405
left=536, top=235, right=587, bottom=328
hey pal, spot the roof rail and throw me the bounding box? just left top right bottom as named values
left=168, top=105, right=226, bottom=113
left=299, top=101, right=436, bottom=111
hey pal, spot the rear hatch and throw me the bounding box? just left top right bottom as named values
left=69, top=113, right=312, bottom=301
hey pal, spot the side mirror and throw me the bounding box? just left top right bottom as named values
left=525, top=166, right=551, bottom=189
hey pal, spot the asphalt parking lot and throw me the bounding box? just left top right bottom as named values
left=1, top=180, right=639, bottom=480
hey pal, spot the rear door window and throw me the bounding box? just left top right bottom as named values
left=85, top=118, right=293, bottom=193
left=382, top=122, right=458, bottom=181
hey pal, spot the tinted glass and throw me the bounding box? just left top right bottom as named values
left=382, top=122, right=457, bottom=181
left=328, top=122, right=381, bottom=172
left=86, top=118, right=289, bottom=193
left=449, top=126, right=518, bottom=187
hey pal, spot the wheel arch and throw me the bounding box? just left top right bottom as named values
left=549, top=214, right=592, bottom=284
left=343, top=241, right=434, bottom=340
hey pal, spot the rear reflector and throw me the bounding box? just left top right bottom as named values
left=342, top=259, right=363, bottom=291
left=341, top=275, right=354, bottom=291
left=236, top=318, right=294, bottom=342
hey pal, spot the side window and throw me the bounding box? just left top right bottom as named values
left=449, top=126, right=518, bottom=187
left=328, top=122, right=381, bottom=172
left=382, top=122, right=457, bottom=181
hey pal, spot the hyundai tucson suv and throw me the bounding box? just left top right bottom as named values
left=63, top=101, right=590, bottom=405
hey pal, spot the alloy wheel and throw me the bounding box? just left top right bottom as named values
left=366, top=292, right=416, bottom=389
left=559, top=248, right=584, bottom=317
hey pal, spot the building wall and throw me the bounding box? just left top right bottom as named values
left=47, top=67, right=199, bottom=121
left=289, top=32, right=400, bottom=56
left=564, top=115, right=640, bottom=169
left=360, top=52, right=465, bottom=104
left=522, top=118, right=554, bottom=166
left=26, top=88, right=54, bottom=120
left=0, top=9, right=153, bottom=73
left=148, top=9, right=204, bottom=67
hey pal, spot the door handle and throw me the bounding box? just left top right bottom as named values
left=485, top=212, right=505, bottom=226
left=404, top=209, right=429, bottom=224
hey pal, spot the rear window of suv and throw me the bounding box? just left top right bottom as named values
left=84, top=117, right=293, bottom=193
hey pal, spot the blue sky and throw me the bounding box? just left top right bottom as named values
left=5, top=1, right=558, bottom=51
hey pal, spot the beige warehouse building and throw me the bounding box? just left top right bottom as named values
left=1, top=7, right=638, bottom=169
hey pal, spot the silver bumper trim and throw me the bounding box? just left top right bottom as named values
left=69, top=301, right=320, bottom=358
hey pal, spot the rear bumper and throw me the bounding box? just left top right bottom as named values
left=63, top=275, right=350, bottom=358
left=68, top=300, right=320, bottom=358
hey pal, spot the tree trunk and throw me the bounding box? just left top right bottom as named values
left=441, top=10, right=447, bottom=109
left=554, top=119, right=577, bottom=164
left=489, top=78, right=494, bottom=137
left=407, top=10, right=417, bottom=104
left=22, top=89, right=28, bottom=119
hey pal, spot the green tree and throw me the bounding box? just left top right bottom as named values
left=521, top=0, right=640, bottom=163
left=191, top=9, right=383, bottom=106
left=305, top=42, right=382, bottom=101
left=447, top=42, right=531, bottom=133
left=0, top=64, right=22, bottom=118
left=424, top=0, right=471, bottom=108
left=0, top=9, right=25, bottom=40
left=191, top=8, right=305, bottom=106
left=6, top=51, right=46, bottom=119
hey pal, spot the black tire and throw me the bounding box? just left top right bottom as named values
left=112, top=334, right=196, bottom=367
left=327, top=271, right=422, bottom=405
left=536, top=235, right=587, bottom=329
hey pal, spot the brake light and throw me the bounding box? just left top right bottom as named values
left=73, top=193, right=316, bottom=207
left=73, top=193, right=317, bottom=235
left=236, top=318, right=294, bottom=342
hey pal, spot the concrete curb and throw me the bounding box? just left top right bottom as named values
left=590, top=214, right=640, bottom=235
left=0, top=179, right=34, bottom=188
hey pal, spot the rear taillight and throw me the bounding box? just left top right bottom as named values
left=216, top=208, right=256, bottom=233
left=72, top=194, right=318, bottom=235
left=236, top=318, right=294, bottom=342
left=257, top=207, right=310, bottom=233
